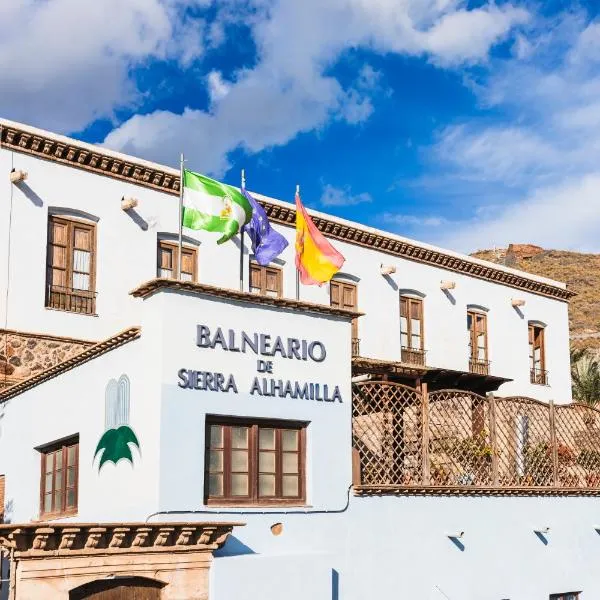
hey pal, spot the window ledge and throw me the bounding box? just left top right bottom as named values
left=45, top=307, right=98, bottom=317
left=35, top=510, right=78, bottom=522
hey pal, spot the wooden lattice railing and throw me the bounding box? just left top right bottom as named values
left=352, top=381, right=600, bottom=494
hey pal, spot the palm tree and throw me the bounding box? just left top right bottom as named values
left=571, top=347, right=600, bottom=406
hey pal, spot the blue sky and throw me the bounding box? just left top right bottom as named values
left=2, top=0, right=600, bottom=253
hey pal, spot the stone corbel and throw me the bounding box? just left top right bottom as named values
left=153, top=527, right=174, bottom=547
left=131, top=527, right=152, bottom=547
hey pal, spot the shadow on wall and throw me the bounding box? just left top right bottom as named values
left=213, top=535, right=256, bottom=557
left=17, top=182, right=43, bottom=207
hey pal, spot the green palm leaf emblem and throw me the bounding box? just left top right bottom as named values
left=94, top=425, right=140, bottom=469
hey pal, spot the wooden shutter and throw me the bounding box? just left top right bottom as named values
left=157, top=241, right=197, bottom=282
left=249, top=263, right=282, bottom=297
left=158, top=244, right=174, bottom=278
left=249, top=263, right=262, bottom=294
left=265, top=267, right=281, bottom=297
left=47, top=217, right=69, bottom=289
left=330, top=281, right=358, bottom=339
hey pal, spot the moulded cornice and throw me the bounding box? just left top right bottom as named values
left=0, top=522, right=242, bottom=557
left=130, top=278, right=363, bottom=319
left=0, top=122, right=575, bottom=302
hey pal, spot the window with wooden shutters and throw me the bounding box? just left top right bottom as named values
left=0, top=474, right=5, bottom=524
left=39, top=437, right=79, bottom=518
left=400, top=295, right=425, bottom=365
left=157, top=241, right=197, bottom=282
left=249, top=262, right=282, bottom=297
left=529, top=323, right=547, bottom=384
left=206, top=419, right=305, bottom=505
left=46, top=216, right=96, bottom=314
left=467, top=310, right=489, bottom=375
left=330, top=280, right=359, bottom=356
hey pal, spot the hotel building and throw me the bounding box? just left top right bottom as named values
left=0, top=119, right=595, bottom=600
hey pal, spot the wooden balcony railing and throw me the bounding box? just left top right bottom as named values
left=352, top=382, right=600, bottom=495
left=46, top=285, right=96, bottom=315
left=469, top=358, right=490, bottom=375
left=401, top=346, right=426, bottom=366
left=352, top=338, right=360, bottom=357
left=531, top=368, right=549, bottom=385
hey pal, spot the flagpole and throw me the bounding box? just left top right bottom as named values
left=178, top=153, right=184, bottom=281
left=295, top=183, right=300, bottom=301
left=239, top=169, right=246, bottom=292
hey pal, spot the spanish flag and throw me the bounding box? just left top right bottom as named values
left=295, top=191, right=345, bottom=285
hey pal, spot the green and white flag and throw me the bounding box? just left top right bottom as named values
left=182, top=169, right=252, bottom=244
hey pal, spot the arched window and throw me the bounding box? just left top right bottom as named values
left=105, top=375, right=130, bottom=429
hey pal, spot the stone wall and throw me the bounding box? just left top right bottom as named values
left=0, top=329, right=94, bottom=387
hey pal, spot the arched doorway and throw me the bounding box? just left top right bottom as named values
left=69, top=577, right=164, bottom=600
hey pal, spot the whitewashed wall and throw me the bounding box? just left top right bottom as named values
left=0, top=290, right=593, bottom=600
left=0, top=143, right=572, bottom=403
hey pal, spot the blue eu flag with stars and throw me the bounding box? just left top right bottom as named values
left=242, top=188, right=289, bottom=265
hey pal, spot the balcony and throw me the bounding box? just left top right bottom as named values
left=469, top=358, right=490, bottom=376
left=352, top=338, right=360, bottom=357
left=401, top=346, right=426, bottom=366
left=46, top=285, right=96, bottom=315
left=352, top=382, right=600, bottom=494
left=531, top=367, right=549, bottom=385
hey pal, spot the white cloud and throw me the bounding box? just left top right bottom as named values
left=421, top=12, right=600, bottom=253
left=434, top=175, right=600, bottom=253
left=382, top=213, right=448, bottom=227
left=0, top=0, right=208, bottom=133
left=207, top=71, right=231, bottom=103
left=320, top=184, right=372, bottom=207
left=103, top=0, right=528, bottom=175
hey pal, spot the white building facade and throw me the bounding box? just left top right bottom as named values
left=0, top=120, right=595, bottom=600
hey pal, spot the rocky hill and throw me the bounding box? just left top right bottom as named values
left=471, top=244, right=600, bottom=349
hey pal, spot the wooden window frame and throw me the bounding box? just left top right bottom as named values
left=157, top=240, right=198, bottom=282
left=249, top=261, right=283, bottom=298
left=467, top=310, right=489, bottom=374
left=330, top=280, right=359, bottom=356
left=529, top=323, right=547, bottom=385
left=205, top=417, right=306, bottom=506
left=38, top=436, right=79, bottom=519
left=400, top=295, right=425, bottom=365
left=46, top=215, right=97, bottom=315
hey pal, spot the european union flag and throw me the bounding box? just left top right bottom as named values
left=242, top=188, right=289, bottom=265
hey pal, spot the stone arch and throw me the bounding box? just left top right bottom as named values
left=69, top=576, right=164, bottom=599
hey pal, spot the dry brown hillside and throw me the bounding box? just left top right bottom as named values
left=471, top=244, right=600, bottom=349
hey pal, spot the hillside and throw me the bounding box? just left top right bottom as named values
left=471, top=244, right=600, bottom=349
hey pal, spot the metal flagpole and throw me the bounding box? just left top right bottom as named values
left=178, top=153, right=185, bottom=281
left=295, top=183, right=300, bottom=301
left=239, top=169, right=246, bottom=292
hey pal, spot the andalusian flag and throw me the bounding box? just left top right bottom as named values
left=295, top=191, right=345, bottom=284
left=182, top=169, right=252, bottom=244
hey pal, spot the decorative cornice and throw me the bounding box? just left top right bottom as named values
left=354, top=485, right=600, bottom=497
left=0, top=522, right=241, bottom=557
left=130, top=278, right=363, bottom=318
left=0, top=326, right=141, bottom=403
left=1, top=121, right=574, bottom=302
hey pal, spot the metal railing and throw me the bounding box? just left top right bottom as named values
left=469, top=358, right=490, bottom=375
left=401, top=346, right=426, bottom=366
left=46, top=285, right=97, bottom=315
left=531, top=367, right=549, bottom=386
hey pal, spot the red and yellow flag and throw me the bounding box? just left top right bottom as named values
left=295, top=192, right=345, bottom=285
